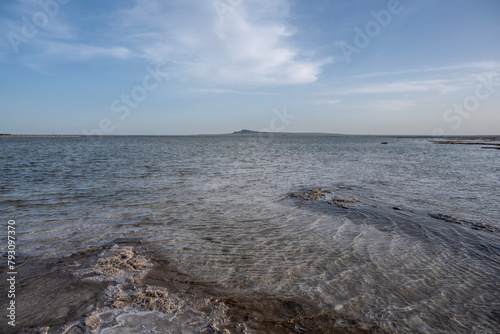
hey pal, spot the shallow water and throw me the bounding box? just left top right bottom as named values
left=1, top=135, right=499, bottom=333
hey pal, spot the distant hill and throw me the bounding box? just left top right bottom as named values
left=232, top=129, right=260, bottom=134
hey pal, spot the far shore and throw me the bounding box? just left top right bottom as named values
left=1, top=133, right=499, bottom=140
left=0, top=134, right=83, bottom=137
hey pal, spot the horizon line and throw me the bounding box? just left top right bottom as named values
left=2, top=133, right=500, bottom=138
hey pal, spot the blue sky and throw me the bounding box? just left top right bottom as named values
left=1, top=0, right=499, bottom=135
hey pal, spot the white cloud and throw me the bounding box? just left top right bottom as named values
left=0, top=0, right=76, bottom=42
left=114, top=0, right=330, bottom=85
left=314, top=99, right=342, bottom=105
left=45, top=43, right=133, bottom=60
left=313, top=98, right=415, bottom=112
left=335, top=79, right=465, bottom=95
left=350, top=61, right=500, bottom=79
left=367, top=100, right=415, bottom=112
left=1, top=0, right=330, bottom=83
left=191, top=88, right=276, bottom=95
left=0, top=0, right=89, bottom=60
left=333, top=68, right=500, bottom=96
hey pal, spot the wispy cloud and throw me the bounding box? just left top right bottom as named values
left=349, top=61, right=500, bottom=79
left=44, top=42, right=133, bottom=60
left=315, top=99, right=416, bottom=113
left=1, top=0, right=331, bottom=85
left=367, top=100, right=416, bottom=112
left=334, top=79, right=464, bottom=95
left=313, top=99, right=342, bottom=105
left=0, top=0, right=76, bottom=45
left=112, top=0, right=331, bottom=85
left=191, top=88, right=277, bottom=95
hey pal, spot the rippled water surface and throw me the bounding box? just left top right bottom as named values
left=1, top=135, right=499, bottom=333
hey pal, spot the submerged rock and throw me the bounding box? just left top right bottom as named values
left=290, top=188, right=358, bottom=209
left=429, top=213, right=497, bottom=233
left=330, top=201, right=350, bottom=209
left=291, top=188, right=326, bottom=200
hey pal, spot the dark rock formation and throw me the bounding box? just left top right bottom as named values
left=433, top=140, right=500, bottom=147
left=429, top=213, right=497, bottom=233
left=290, top=188, right=358, bottom=209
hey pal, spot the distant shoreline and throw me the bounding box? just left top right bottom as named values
left=1, top=133, right=499, bottom=140
left=0, top=134, right=83, bottom=137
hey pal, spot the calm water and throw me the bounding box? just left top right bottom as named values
left=1, top=135, right=499, bottom=333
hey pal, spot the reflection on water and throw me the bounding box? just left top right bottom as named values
left=0, top=135, right=499, bottom=333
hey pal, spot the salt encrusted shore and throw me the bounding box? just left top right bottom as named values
left=2, top=241, right=379, bottom=334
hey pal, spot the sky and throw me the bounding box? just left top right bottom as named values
left=1, top=0, right=499, bottom=135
